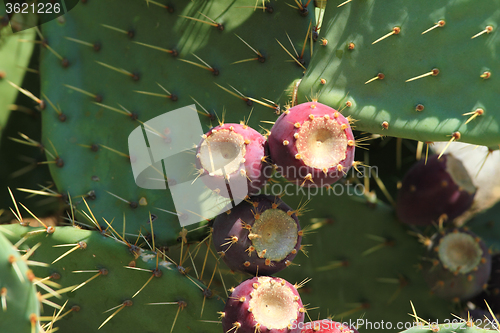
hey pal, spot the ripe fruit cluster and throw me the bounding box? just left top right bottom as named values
left=196, top=102, right=356, bottom=201
left=195, top=102, right=356, bottom=333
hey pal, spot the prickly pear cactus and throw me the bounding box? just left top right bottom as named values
left=298, top=0, right=500, bottom=147
left=221, top=276, right=305, bottom=333
left=0, top=223, right=224, bottom=332
left=421, top=228, right=491, bottom=301
left=213, top=195, right=302, bottom=276
left=0, top=21, right=35, bottom=132
left=0, top=32, right=59, bottom=219
left=1, top=1, right=500, bottom=333
left=0, top=229, right=40, bottom=333
left=278, top=190, right=454, bottom=330
left=39, top=0, right=314, bottom=246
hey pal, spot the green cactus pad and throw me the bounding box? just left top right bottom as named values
left=0, top=37, right=60, bottom=219
left=0, top=223, right=224, bottom=333
left=202, top=180, right=462, bottom=333
left=275, top=187, right=455, bottom=333
left=298, top=0, right=500, bottom=147
left=0, top=27, right=36, bottom=132
left=39, top=0, right=314, bottom=246
left=0, top=229, right=40, bottom=333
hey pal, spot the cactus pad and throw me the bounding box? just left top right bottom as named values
left=39, top=0, right=314, bottom=246
left=0, top=229, right=41, bottom=333
left=298, top=0, right=500, bottom=147
left=0, top=223, right=224, bottom=332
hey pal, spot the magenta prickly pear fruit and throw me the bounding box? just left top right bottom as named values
left=196, top=123, right=269, bottom=199
left=396, top=154, right=476, bottom=226
left=213, top=195, right=302, bottom=276
left=300, top=320, right=360, bottom=333
left=422, top=228, right=491, bottom=300
left=267, top=101, right=355, bottom=187
left=222, top=276, right=305, bottom=333
left=472, top=254, right=500, bottom=313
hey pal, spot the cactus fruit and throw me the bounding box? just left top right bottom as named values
left=196, top=123, right=269, bottom=199
left=471, top=254, right=500, bottom=315
left=268, top=101, right=355, bottom=187
left=396, top=154, right=476, bottom=226
left=0, top=229, right=40, bottom=333
left=300, top=320, right=359, bottom=333
left=213, top=195, right=302, bottom=275
left=297, top=0, right=500, bottom=147
left=222, top=276, right=305, bottom=333
left=422, top=228, right=491, bottom=300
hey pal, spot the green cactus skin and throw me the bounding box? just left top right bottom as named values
left=0, top=223, right=224, bottom=333
left=298, top=0, right=500, bottom=147
left=276, top=190, right=456, bottom=333
left=0, top=26, right=35, bottom=132
left=0, top=229, right=41, bottom=333
left=0, top=21, right=54, bottom=219
left=0, top=37, right=60, bottom=220
left=201, top=185, right=457, bottom=333
left=39, top=0, right=314, bottom=246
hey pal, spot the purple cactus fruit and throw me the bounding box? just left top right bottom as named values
left=196, top=123, right=270, bottom=199
left=422, top=228, right=492, bottom=300
left=396, top=154, right=477, bottom=226
left=222, top=276, right=305, bottom=333
left=471, top=254, right=500, bottom=314
left=213, top=195, right=302, bottom=276
left=267, top=101, right=355, bottom=187
left=300, top=320, right=360, bottom=333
